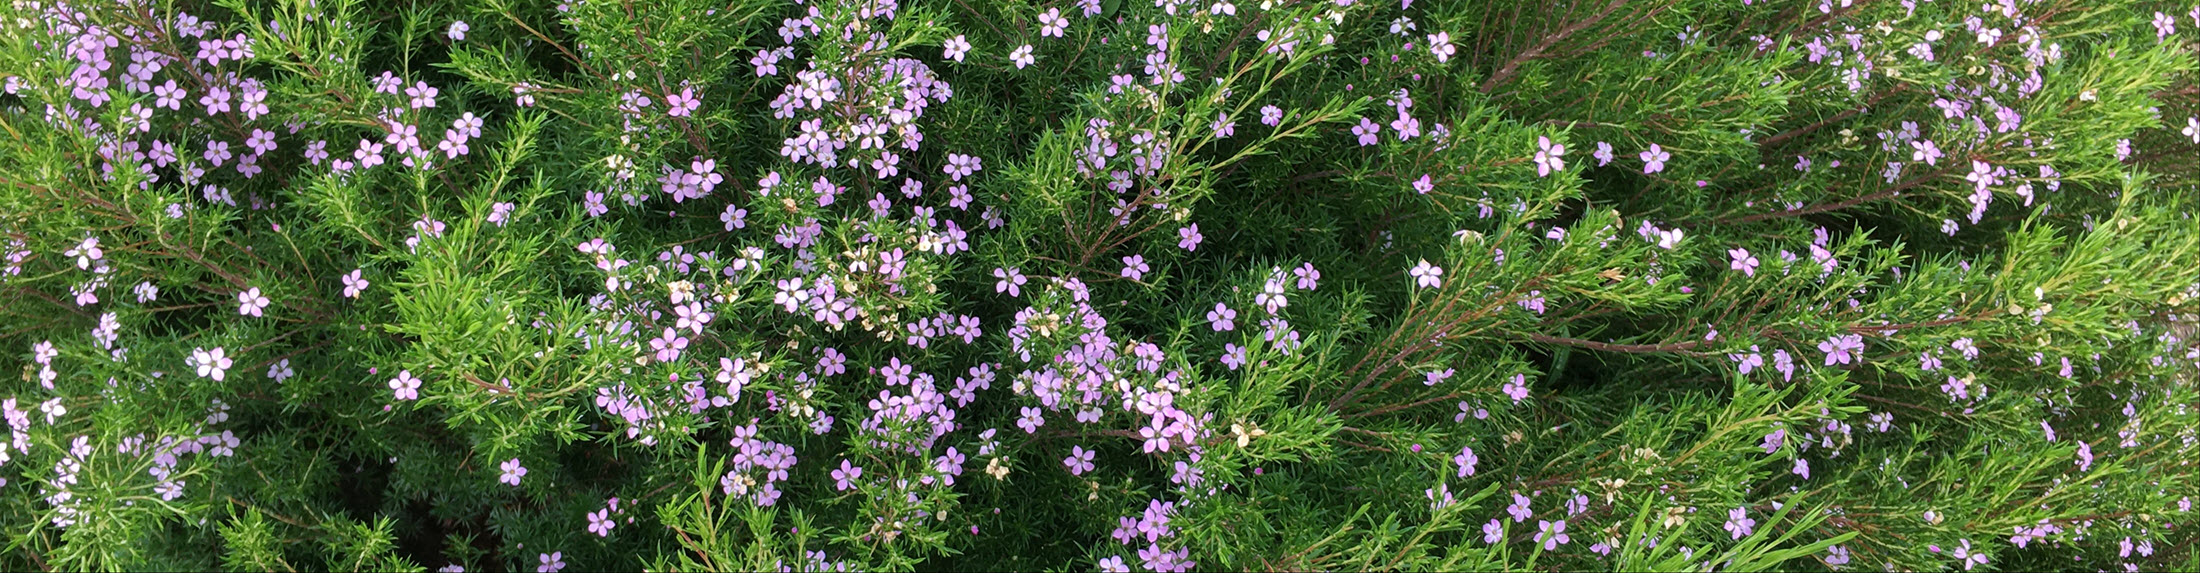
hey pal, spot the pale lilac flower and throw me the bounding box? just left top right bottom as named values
left=1501, top=374, right=1530, bottom=404
left=943, top=35, right=971, bottom=62
left=1819, top=334, right=1864, bottom=365
left=1065, top=446, right=1096, bottom=475
left=1427, top=32, right=1455, bottom=62
left=192, top=347, right=233, bottom=381
left=833, top=459, right=863, bottom=490
left=1792, top=458, right=1810, bottom=479
left=1009, top=45, right=1036, bottom=68
left=1723, top=507, right=1756, bottom=539
left=587, top=508, right=616, bottom=536
left=390, top=370, right=422, bottom=400
left=1353, top=117, right=1381, bottom=146
left=1178, top=224, right=1203, bottom=251
left=1507, top=493, right=1533, bottom=522
left=1911, top=139, right=1942, bottom=165
left=1535, top=520, right=1570, bottom=550
left=1121, top=255, right=1149, bottom=280
left=1729, top=248, right=1759, bottom=277
left=1533, top=136, right=1566, bottom=177
left=341, top=269, right=369, bottom=298
left=993, top=267, right=1027, bottom=297
left=1593, top=141, right=1614, bottom=166
left=1640, top=144, right=1670, bottom=173
left=1424, top=368, right=1454, bottom=386
left=447, top=20, right=469, bottom=41
left=1409, top=259, right=1443, bottom=289
left=1951, top=539, right=1987, bottom=570
left=237, top=287, right=269, bottom=317
left=1207, top=303, right=1237, bottom=332
left=1483, top=519, right=1504, bottom=544
left=536, top=552, right=564, bottom=573
left=666, top=87, right=700, bottom=117
left=1412, top=174, right=1435, bottom=194
left=268, top=358, right=294, bottom=382
left=499, top=458, right=527, bottom=486
left=1260, top=105, right=1283, bottom=126
left=1454, top=447, right=1478, bottom=477
left=649, top=328, right=689, bottom=362
left=1826, top=545, right=1851, bottom=567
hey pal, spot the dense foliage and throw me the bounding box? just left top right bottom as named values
left=6, top=0, right=2200, bottom=570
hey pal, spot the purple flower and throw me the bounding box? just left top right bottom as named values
left=1507, top=493, right=1533, bottom=522
left=649, top=328, right=689, bottom=362
left=1818, top=334, right=1864, bottom=365
left=1826, top=545, right=1851, bottom=567
left=1639, top=144, right=1670, bottom=173
left=586, top=508, right=615, bottom=537
left=1009, top=44, right=1036, bottom=68
left=1424, top=368, right=1454, bottom=386
left=1178, top=224, right=1203, bottom=251
left=993, top=267, right=1027, bottom=297
left=1353, top=117, right=1381, bottom=146
left=1018, top=406, right=1045, bottom=433
left=536, top=552, right=564, bottom=573
left=1762, top=428, right=1785, bottom=454
left=236, top=287, right=269, bottom=317
left=499, top=458, right=527, bottom=486
left=1723, top=507, right=1756, bottom=539
left=1535, top=519, right=1570, bottom=550
left=1501, top=374, right=1530, bottom=404
left=1427, top=32, right=1455, bottom=62
left=1910, top=139, right=1942, bottom=165
left=447, top=21, right=469, bottom=41
left=1097, top=555, right=1129, bottom=573
left=833, top=459, right=862, bottom=491
left=1454, top=447, right=1478, bottom=477
left=1729, top=248, right=1759, bottom=276
left=1952, top=539, right=1987, bottom=570
left=390, top=370, right=421, bottom=400
left=1260, top=105, right=1283, bottom=126
left=1065, top=446, right=1096, bottom=475
left=1206, top=303, right=1238, bottom=332
left=1413, top=174, right=1435, bottom=194
left=336, top=269, right=367, bottom=299
left=1793, top=458, right=1810, bottom=479
left=1409, top=259, right=1443, bottom=289
left=1482, top=519, right=1504, bottom=544
left=1220, top=343, right=1247, bottom=370
left=665, top=86, right=700, bottom=117
left=1121, top=255, right=1150, bottom=280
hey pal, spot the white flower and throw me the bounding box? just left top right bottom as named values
left=193, top=347, right=232, bottom=381
left=944, top=35, right=971, bottom=62
left=1409, top=259, right=1444, bottom=289
left=237, top=287, right=270, bottom=317
left=1009, top=44, right=1036, bottom=68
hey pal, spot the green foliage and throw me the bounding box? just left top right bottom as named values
left=4, top=0, right=2200, bottom=571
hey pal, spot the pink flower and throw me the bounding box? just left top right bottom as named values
left=1729, top=248, right=1759, bottom=276
left=236, top=287, right=269, bottom=317
left=1207, top=303, right=1237, bottom=331
left=1121, top=255, right=1150, bottom=280
left=499, top=458, right=527, bottom=486
left=390, top=370, right=422, bottom=400
left=1639, top=143, right=1669, bottom=173
left=1178, top=224, right=1203, bottom=251
left=1533, top=136, right=1566, bottom=177
left=1065, top=446, right=1096, bottom=475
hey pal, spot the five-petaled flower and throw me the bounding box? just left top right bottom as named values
left=499, top=458, right=527, bottom=486
left=192, top=347, right=233, bottom=381
left=1533, top=136, right=1567, bottom=177
left=1729, top=248, right=1759, bottom=277
left=1409, top=259, right=1443, bottom=289
left=390, top=369, right=422, bottom=400
left=237, top=287, right=269, bottom=317
left=1640, top=144, right=1670, bottom=173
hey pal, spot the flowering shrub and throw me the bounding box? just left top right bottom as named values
left=6, top=0, right=2200, bottom=571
